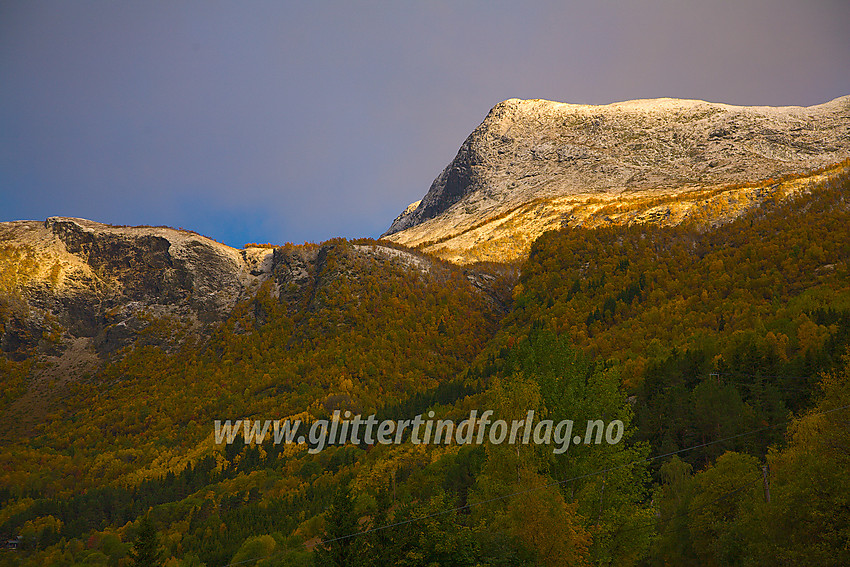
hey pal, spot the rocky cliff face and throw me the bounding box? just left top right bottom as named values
left=383, top=96, right=850, bottom=263
left=0, top=219, right=262, bottom=372
left=0, top=218, right=463, bottom=363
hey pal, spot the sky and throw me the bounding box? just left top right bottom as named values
left=2, top=1, right=849, bottom=248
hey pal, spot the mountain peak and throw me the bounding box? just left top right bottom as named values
left=382, top=95, right=850, bottom=262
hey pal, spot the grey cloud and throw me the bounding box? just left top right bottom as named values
left=1, top=1, right=848, bottom=248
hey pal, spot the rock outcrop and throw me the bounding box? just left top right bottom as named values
left=0, top=218, right=271, bottom=356
left=383, top=96, right=850, bottom=263
left=0, top=218, right=452, bottom=362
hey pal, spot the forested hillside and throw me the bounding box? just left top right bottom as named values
left=1, top=166, right=848, bottom=566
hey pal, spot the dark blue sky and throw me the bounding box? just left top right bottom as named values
left=2, top=1, right=849, bottom=248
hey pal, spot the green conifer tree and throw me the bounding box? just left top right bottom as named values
left=129, top=516, right=163, bottom=567
left=314, top=483, right=362, bottom=567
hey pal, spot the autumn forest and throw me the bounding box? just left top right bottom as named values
left=1, top=167, right=849, bottom=566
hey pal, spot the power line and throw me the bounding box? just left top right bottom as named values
left=222, top=402, right=850, bottom=566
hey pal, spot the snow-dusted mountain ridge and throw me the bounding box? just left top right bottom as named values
left=383, top=96, right=850, bottom=263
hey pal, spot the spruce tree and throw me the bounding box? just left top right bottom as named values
left=314, top=483, right=361, bottom=566
left=129, top=515, right=163, bottom=567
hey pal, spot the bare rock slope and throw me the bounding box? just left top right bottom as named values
left=0, top=218, right=270, bottom=356
left=0, top=218, right=439, bottom=361
left=383, top=96, right=850, bottom=263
